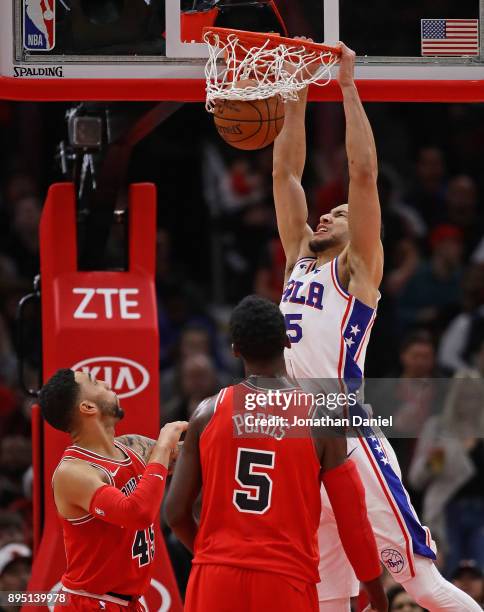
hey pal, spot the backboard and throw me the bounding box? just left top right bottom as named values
left=1, top=0, right=484, bottom=102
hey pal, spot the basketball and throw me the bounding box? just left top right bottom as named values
left=213, top=95, right=285, bottom=150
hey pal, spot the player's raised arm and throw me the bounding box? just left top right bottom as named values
left=54, top=421, right=187, bottom=530
left=164, top=397, right=216, bottom=552
left=339, top=43, right=383, bottom=301
left=273, top=88, right=314, bottom=276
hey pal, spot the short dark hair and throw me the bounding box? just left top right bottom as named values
left=230, top=295, right=286, bottom=362
left=400, top=330, right=434, bottom=354
left=38, top=368, right=80, bottom=433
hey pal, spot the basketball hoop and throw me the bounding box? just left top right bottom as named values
left=203, top=27, right=341, bottom=111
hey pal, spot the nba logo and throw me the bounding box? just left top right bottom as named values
left=23, top=0, right=55, bottom=51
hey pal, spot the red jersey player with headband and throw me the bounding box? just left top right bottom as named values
left=165, top=295, right=387, bottom=612
left=39, top=368, right=187, bottom=610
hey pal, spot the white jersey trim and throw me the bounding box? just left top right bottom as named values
left=67, top=445, right=131, bottom=465
left=214, top=387, right=227, bottom=413
left=66, top=514, right=95, bottom=526
left=61, top=587, right=131, bottom=607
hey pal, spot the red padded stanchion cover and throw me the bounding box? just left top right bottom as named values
left=31, top=404, right=43, bottom=557
left=27, top=183, right=182, bottom=611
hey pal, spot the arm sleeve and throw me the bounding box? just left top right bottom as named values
left=89, top=462, right=168, bottom=530
left=322, top=459, right=381, bottom=582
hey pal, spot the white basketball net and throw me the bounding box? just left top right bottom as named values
left=204, top=31, right=339, bottom=112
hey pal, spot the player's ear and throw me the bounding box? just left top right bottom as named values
left=231, top=342, right=240, bottom=358
left=79, top=400, right=98, bottom=416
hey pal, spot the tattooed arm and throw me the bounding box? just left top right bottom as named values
left=116, top=434, right=156, bottom=464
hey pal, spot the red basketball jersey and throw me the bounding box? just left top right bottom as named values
left=54, top=441, right=155, bottom=596
left=193, top=382, right=322, bottom=585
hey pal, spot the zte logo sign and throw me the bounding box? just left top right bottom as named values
left=71, top=357, right=150, bottom=399
left=73, top=288, right=140, bottom=320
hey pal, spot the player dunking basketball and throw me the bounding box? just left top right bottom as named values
left=165, top=296, right=387, bottom=612
left=39, top=368, right=187, bottom=611
left=274, top=43, right=481, bottom=612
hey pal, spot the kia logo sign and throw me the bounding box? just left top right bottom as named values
left=71, top=357, right=150, bottom=399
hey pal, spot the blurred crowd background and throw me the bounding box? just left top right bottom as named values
left=1, top=1, right=484, bottom=609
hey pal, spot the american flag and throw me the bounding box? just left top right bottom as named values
left=421, top=19, right=479, bottom=56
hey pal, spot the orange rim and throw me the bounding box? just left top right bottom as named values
left=203, top=27, right=341, bottom=60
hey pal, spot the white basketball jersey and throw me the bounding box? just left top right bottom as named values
left=281, top=257, right=438, bottom=602
left=279, top=256, right=377, bottom=386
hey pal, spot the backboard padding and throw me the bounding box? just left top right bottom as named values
left=1, top=0, right=484, bottom=101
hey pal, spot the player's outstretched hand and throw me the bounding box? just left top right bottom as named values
left=362, top=576, right=388, bottom=612
left=157, top=421, right=188, bottom=453
left=336, top=41, right=356, bottom=89
left=149, top=421, right=188, bottom=467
